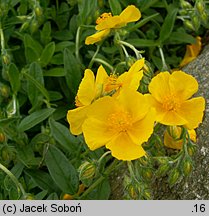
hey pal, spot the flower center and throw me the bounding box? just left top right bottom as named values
left=108, top=110, right=133, bottom=132
left=104, top=73, right=122, bottom=93
left=96, top=12, right=112, bottom=25
left=162, top=94, right=180, bottom=111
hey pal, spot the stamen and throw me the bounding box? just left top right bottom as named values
left=96, top=12, right=112, bottom=25
left=108, top=110, right=133, bottom=132
left=162, top=94, right=180, bottom=111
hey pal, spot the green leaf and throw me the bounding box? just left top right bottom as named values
left=27, top=62, right=44, bottom=110
left=35, top=190, right=48, bottom=200
left=55, top=41, right=75, bottom=52
left=39, top=42, right=55, bottom=67
left=48, top=91, right=63, bottom=101
left=24, top=34, right=43, bottom=63
left=108, top=0, right=122, bottom=15
left=49, top=118, right=79, bottom=153
left=127, top=13, right=159, bottom=32
left=25, top=170, right=60, bottom=193
left=44, top=68, right=66, bottom=77
left=47, top=193, right=59, bottom=200
left=18, top=108, right=55, bottom=132
left=64, top=48, right=82, bottom=94
left=127, top=39, right=158, bottom=47
left=41, top=21, right=52, bottom=45
left=169, top=32, right=196, bottom=44
left=78, top=0, right=98, bottom=25
left=45, top=145, right=79, bottom=194
left=8, top=63, right=20, bottom=94
left=159, top=8, right=178, bottom=42
left=24, top=70, right=50, bottom=102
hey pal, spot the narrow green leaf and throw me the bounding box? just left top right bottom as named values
left=18, top=108, right=55, bottom=132
left=48, top=91, right=63, bottom=101
left=159, top=8, right=178, bottom=42
left=41, top=21, right=52, bottom=45
left=55, top=41, right=75, bottom=52
left=27, top=62, right=44, bottom=110
left=45, top=145, right=79, bottom=194
left=127, top=39, right=158, bottom=47
left=49, top=118, right=79, bottom=153
left=108, top=0, right=122, bottom=15
left=64, top=48, right=82, bottom=94
left=35, top=190, right=48, bottom=200
left=24, top=70, right=50, bottom=102
left=169, top=32, right=196, bottom=44
left=8, top=63, right=20, bottom=94
left=44, top=68, right=65, bottom=77
left=127, top=13, right=159, bottom=32
left=39, top=42, right=55, bottom=67
left=25, top=170, right=60, bottom=193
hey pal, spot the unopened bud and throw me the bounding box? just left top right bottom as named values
left=181, top=0, right=192, bottom=9
left=156, top=163, right=170, bottom=177
left=142, top=168, right=153, bottom=181
left=25, top=193, right=35, bottom=200
left=168, top=169, right=180, bottom=186
left=196, top=0, right=205, bottom=14
left=184, top=20, right=195, bottom=31
left=0, top=84, right=10, bottom=98
left=78, top=161, right=96, bottom=181
left=200, top=12, right=208, bottom=24
left=187, top=144, right=196, bottom=156
left=2, top=54, right=10, bottom=65
left=30, top=19, right=39, bottom=34
left=34, top=7, right=43, bottom=17
left=0, top=132, right=6, bottom=143
left=126, top=57, right=136, bottom=68
left=144, top=189, right=152, bottom=200
left=192, top=16, right=200, bottom=31
left=1, top=147, right=10, bottom=161
left=182, top=159, right=193, bottom=176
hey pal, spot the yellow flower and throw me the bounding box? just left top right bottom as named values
left=164, top=126, right=196, bottom=150
left=148, top=70, right=205, bottom=129
left=179, top=36, right=202, bottom=67
left=82, top=89, right=155, bottom=161
left=85, top=5, right=141, bottom=45
left=103, top=58, right=144, bottom=94
left=67, top=65, right=108, bottom=135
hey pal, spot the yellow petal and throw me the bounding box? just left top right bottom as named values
left=77, top=69, right=95, bottom=106
left=95, top=16, right=122, bottom=31
left=177, top=97, right=205, bottom=129
left=67, top=106, right=89, bottom=135
left=119, top=5, right=141, bottom=24
left=170, top=70, right=198, bottom=101
left=117, top=89, right=150, bottom=121
left=86, top=96, right=119, bottom=121
left=188, top=129, right=196, bottom=142
left=148, top=72, right=171, bottom=103
left=179, top=36, right=201, bottom=67
left=95, top=65, right=109, bottom=97
left=128, top=108, right=155, bottom=145
left=117, top=70, right=143, bottom=91
left=85, top=29, right=110, bottom=45
left=106, top=133, right=146, bottom=161
left=82, top=118, right=117, bottom=150
left=164, top=130, right=183, bottom=150
left=127, top=58, right=145, bottom=74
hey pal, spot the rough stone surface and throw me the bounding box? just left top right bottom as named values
left=110, top=45, right=209, bottom=200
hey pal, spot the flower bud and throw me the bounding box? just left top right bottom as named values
left=0, top=132, right=6, bottom=143
left=187, top=144, right=196, bottom=156
left=156, top=163, right=170, bottom=177
left=1, top=146, right=10, bottom=161
left=196, top=0, right=205, bottom=14
left=0, top=84, right=10, bottom=98
left=2, top=53, right=10, bottom=65
left=181, top=0, right=192, bottom=9
left=34, top=7, right=43, bottom=17
left=142, top=168, right=153, bottom=181
left=168, top=169, right=180, bottom=186
left=78, top=161, right=96, bottom=181
left=182, top=158, right=193, bottom=176
left=30, top=19, right=39, bottom=34
left=192, top=15, right=200, bottom=31
left=24, top=193, right=35, bottom=200
left=184, top=20, right=195, bottom=31
left=200, top=12, right=208, bottom=24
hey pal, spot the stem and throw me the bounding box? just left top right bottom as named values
left=98, top=151, right=111, bottom=164
left=93, top=58, right=114, bottom=72
left=88, top=44, right=101, bottom=68
left=0, top=163, right=27, bottom=198
left=158, top=46, right=168, bottom=71
left=79, top=159, right=121, bottom=199
left=120, top=44, right=129, bottom=58
left=75, top=26, right=81, bottom=61
left=119, top=40, right=142, bottom=59
left=0, top=28, right=5, bottom=50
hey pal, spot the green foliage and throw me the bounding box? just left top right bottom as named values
left=0, top=0, right=208, bottom=200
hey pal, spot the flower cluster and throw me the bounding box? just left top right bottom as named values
left=67, top=5, right=205, bottom=161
